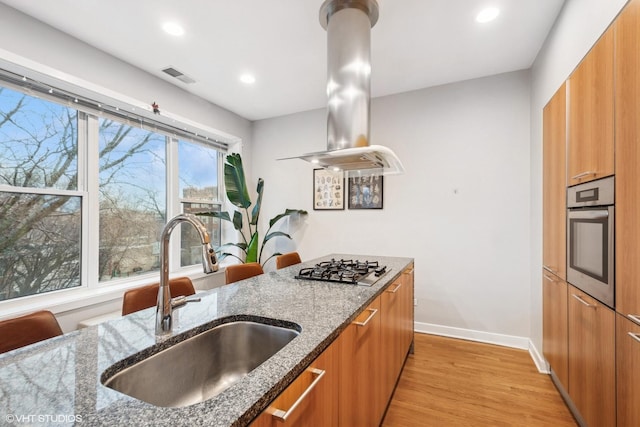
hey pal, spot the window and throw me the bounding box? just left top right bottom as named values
left=0, top=78, right=225, bottom=303
left=98, top=119, right=166, bottom=282
left=178, top=140, right=221, bottom=267
left=0, top=88, right=81, bottom=301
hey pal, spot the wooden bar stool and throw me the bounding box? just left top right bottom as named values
left=122, top=277, right=196, bottom=315
left=276, top=252, right=302, bottom=269
left=0, top=310, right=63, bottom=354
left=225, top=262, right=264, bottom=284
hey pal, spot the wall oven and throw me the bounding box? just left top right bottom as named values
left=566, top=176, right=614, bottom=308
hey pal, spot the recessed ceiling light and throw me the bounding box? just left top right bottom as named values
left=162, top=22, right=184, bottom=36
left=239, top=73, right=256, bottom=85
left=476, top=7, right=500, bottom=23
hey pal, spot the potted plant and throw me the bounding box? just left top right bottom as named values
left=198, top=153, right=307, bottom=266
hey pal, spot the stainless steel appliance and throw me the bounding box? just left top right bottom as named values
left=283, top=0, right=404, bottom=176
left=567, top=176, right=614, bottom=308
left=295, top=259, right=389, bottom=286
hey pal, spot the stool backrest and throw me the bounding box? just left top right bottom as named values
left=0, top=310, right=63, bottom=354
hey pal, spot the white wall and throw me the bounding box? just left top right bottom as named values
left=252, top=70, right=532, bottom=340
left=528, top=0, right=628, bottom=353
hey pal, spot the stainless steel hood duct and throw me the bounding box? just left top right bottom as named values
left=289, top=0, right=404, bottom=176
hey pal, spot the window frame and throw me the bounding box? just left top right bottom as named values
left=0, top=69, right=231, bottom=317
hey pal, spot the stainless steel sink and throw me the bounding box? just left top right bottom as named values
left=102, top=319, right=300, bottom=407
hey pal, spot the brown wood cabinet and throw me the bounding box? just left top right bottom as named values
left=251, top=338, right=340, bottom=427
left=339, top=296, right=383, bottom=427
left=542, top=271, right=568, bottom=389
left=252, top=272, right=414, bottom=427
left=400, top=264, right=415, bottom=354
left=616, top=314, right=640, bottom=427
left=615, top=0, right=640, bottom=318
left=567, top=25, right=614, bottom=186
left=567, top=285, right=616, bottom=427
left=542, top=84, right=567, bottom=280
left=381, top=279, right=404, bottom=407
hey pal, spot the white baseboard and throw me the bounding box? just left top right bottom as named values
left=528, top=339, right=550, bottom=374
left=414, top=321, right=549, bottom=374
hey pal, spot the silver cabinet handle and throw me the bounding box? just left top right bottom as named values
left=404, top=268, right=415, bottom=275
left=542, top=265, right=557, bottom=275
left=572, top=294, right=595, bottom=308
left=571, top=171, right=596, bottom=180
left=269, top=368, right=326, bottom=421
left=353, top=308, right=378, bottom=327
left=386, top=283, right=402, bottom=293
left=628, top=332, right=640, bottom=344
left=543, top=274, right=555, bottom=282
left=628, top=314, right=640, bottom=326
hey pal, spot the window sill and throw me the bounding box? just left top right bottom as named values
left=0, top=266, right=227, bottom=321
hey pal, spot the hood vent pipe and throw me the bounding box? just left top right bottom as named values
left=284, top=0, right=404, bottom=176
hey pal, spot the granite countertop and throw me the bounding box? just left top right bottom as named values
left=0, top=254, right=413, bottom=426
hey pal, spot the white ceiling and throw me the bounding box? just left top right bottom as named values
left=0, top=0, right=565, bottom=121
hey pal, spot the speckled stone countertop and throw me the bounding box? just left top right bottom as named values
left=0, top=254, right=412, bottom=427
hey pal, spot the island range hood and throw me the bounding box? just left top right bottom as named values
left=290, top=0, right=404, bottom=176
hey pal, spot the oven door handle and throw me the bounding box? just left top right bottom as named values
left=568, top=210, right=609, bottom=220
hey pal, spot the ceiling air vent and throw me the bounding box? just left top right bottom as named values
left=161, top=67, right=196, bottom=84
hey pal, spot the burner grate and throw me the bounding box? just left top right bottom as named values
left=295, top=258, right=386, bottom=285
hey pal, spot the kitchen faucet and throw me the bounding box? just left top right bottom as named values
left=156, top=213, right=219, bottom=337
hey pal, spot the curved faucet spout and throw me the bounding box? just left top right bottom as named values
left=156, top=214, right=219, bottom=337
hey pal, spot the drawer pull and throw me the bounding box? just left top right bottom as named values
left=543, top=274, right=555, bottom=282
left=571, top=171, right=596, bottom=180
left=542, top=265, right=557, bottom=275
left=628, top=332, right=640, bottom=344
left=572, top=294, right=595, bottom=308
left=269, top=368, right=326, bottom=421
left=628, top=314, right=640, bottom=326
left=353, top=308, right=378, bottom=327
left=386, top=283, right=402, bottom=293
left=404, top=268, right=415, bottom=275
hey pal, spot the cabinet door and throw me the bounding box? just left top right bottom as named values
left=617, top=314, right=640, bottom=427
left=381, top=279, right=403, bottom=406
left=542, top=84, right=567, bottom=280
left=251, top=339, right=339, bottom=427
left=339, top=297, right=382, bottom=427
left=567, top=26, right=614, bottom=185
left=568, top=285, right=615, bottom=427
left=400, top=264, right=415, bottom=353
left=615, top=0, right=640, bottom=317
left=542, top=271, right=568, bottom=389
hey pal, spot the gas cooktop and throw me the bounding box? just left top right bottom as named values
left=295, top=258, right=389, bottom=286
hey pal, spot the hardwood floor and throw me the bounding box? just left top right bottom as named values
left=381, top=333, right=577, bottom=427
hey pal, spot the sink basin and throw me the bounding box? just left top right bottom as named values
left=102, top=318, right=300, bottom=407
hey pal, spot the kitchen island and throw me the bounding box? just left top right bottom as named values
left=0, top=254, right=413, bottom=426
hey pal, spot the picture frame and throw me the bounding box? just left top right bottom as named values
left=313, top=168, right=345, bottom=210
left=348, top=173, right=383, bottom=209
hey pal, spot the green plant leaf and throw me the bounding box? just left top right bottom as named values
left=269, top=209, right=308, bottom=228
left=263, top=231, right=292, bottom=243
left=246, top=232, right=259, bottom=263
left=218, top=242, right=248, bottom=252
left=224, top=153, right=251, bottom=209
left=250, top=178, right=264, bottom=226
left=232, top=210, right=243, bottom=231
left=218, top=252, right=246, bottom=263
left=196, top=211, right=231, bottom=222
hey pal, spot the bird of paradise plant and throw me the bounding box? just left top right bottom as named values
left=198, top=153, right=307, bottom=266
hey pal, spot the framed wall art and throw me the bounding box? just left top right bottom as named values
left=348, top=173, right=383, bottom=209
left=313, top=168, right=344, bottom=210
